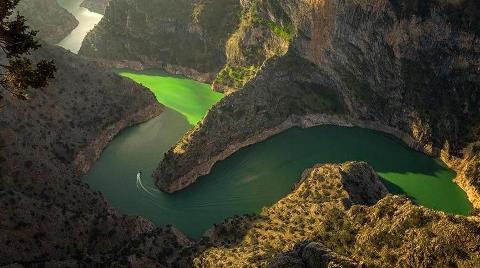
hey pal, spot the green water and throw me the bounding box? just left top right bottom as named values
left=118, top=70, right=224, bottom=125
left=84, top=72, right=471, bottom=239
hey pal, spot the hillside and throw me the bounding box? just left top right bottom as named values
left=15, top=0, right=79, bottom=44
left=3, top=0, right=480, bottom=266
left=0, top=44, right=164, bottom=264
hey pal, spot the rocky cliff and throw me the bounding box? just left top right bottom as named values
left=0, top=44, right=165, bottom=265
left=15, top=0, right=79, bottom=44
left=81, top=0, right=110, bottom=14
left=192, top=162, right=480, bottom=267
left=79, top=0, right=242, bottom=81
left=155, top=0, right=480, bottom=208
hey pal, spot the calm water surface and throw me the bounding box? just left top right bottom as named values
left=84, top=73, right=471, bottom=239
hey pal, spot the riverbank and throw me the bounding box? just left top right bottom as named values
left=155, top=112, right=477, bottom=211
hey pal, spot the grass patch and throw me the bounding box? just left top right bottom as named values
left=214, top=65, right=259, bottom=89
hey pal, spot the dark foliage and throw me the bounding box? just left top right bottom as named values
left=0, top=0, right=56, bottom=100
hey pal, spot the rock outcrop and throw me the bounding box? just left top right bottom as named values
left=268, top=241, right=362, bottom=268
left=15, top=0, right=79, bottom=44
left=155, top=0, right=480, bottom=209
left=0, top=44, right=163, bottom=264
left=79, top=0, right=242, bottom=81
left=193, top=162, right=480, bottom=267
left=81, top=0, right=110, bottom=14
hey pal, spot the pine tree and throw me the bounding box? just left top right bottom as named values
left=0, top=0, right=56, bottom=100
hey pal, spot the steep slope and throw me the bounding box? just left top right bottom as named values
left=15, top=0, right=79, bottom=44
left=81, top=0, right=110, bottom=14
left=79, top=0, right=242, bottom=81
left=155, top=0, right=480, bottom=208
left=0, top=44, right=164, bottom=264
left=193, top=162, right=480, bottom=267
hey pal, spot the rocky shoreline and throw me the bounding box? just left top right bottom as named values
left=90, top=58, right=217, bottom=84
left=156, top=113, right=479, bottom=210
left=74, top=102, right=163, bottom=176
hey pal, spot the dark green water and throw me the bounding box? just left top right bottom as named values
left=84, top=108, right=471, bottom=238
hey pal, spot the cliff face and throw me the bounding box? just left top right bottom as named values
left=193, top=162, right=480, bottom=267
left=0, top=44, right=164, bottom=264
left=79, top=0, right=242, bottom=80
left=15, top=0, right=79, bottom=44
left=81, top=0, right=110, bottom=14
left=155, top=0, right=480, bottom=207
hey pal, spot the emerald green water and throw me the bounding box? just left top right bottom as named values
left=84, top=72, right=471, bottom=239
left=118, top=70, right=224, bottom=125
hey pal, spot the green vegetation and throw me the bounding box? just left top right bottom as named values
left=212, top=1, right=294, bottom=91
left=214, top=65, right=258, bottom=90
left=244, top=2, right=295, bottom=41
left=253, top=15, right=295, bottom=41
left=117, top=70, right=224, bottom=125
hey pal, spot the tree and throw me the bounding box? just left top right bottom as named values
left=0, top=0, right=56, bottom=100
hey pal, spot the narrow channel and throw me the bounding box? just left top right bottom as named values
left=57, top=0, right=103, bottom=53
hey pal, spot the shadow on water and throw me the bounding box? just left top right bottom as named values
left=84, top=110, right=472, bottom=239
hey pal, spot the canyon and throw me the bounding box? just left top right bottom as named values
left=1, top=0, right=479, bottom=266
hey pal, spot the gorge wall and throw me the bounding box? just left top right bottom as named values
left=153, top=0, right=480, bottom=208
left=79, top=0, right=242, bottom=81
left=5, top=0, right=478, bottom=266
left=15, top=0, right=79, bottom=44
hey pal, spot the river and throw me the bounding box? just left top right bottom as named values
left=54, top=2, right=472, bottom=239
left=56, top=0, right=103, bottom=53
left=84, top=71, right=471, bottom=239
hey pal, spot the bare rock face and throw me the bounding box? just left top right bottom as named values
left=79, top=0, right=242, bottom=79
left=154, top=0, right=480, bottom=207
left=0, top=44, right=163, bottom=265
left=81, top=0, right=110, bottom=14
left=15, top=0, right=79, bottom=44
